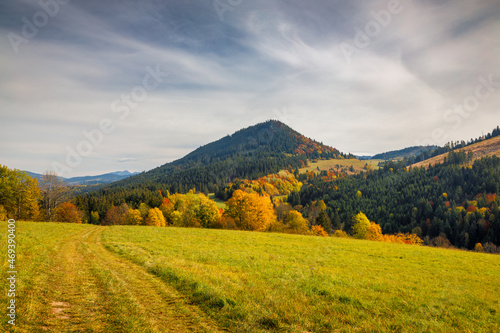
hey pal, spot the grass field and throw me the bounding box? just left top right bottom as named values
left=300, top=158, right=382, bottom=175
left=1, top=222, right=499, bottom=332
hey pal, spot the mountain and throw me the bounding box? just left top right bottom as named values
left=371, top=145, right=438, bottom=161
left=411, top=135, right=500, bottom=168
left=26, top=170, right=139, bottom=185
left=85, top=120, right=345, bottom=206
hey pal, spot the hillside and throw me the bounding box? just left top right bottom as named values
left=372, top=145, right=438, bottom=161
left=412, top=136, right=500, bottom=168
left=299, top=155, right=500, bottom=249
left=83, top=120, right=344, bottom=207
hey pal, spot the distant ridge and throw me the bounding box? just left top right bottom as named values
left=25, top=170, right=139, bottom=185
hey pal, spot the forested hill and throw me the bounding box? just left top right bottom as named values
left=297, top=154, right=500, bottom=249
left=81, top=120, right=343, bottom=207
left=372, top=145, right=438, bottom=161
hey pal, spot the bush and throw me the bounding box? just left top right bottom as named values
left=311, top=225, right=328, bottom=237
left=333, top=230, right=349, bottom=238
left=474, top=243, right=484, bottom=252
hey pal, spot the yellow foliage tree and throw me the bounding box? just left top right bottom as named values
left=167, top=193, right=220, bottom=228
left=225, top=190, right=276, bottom=231
left=145, top=207, right=166, bottom=227
left=124, top=208, right=143, bottom=225
left=284, top=210, right=310, bottom=235
left=333, top=230, right=349, bottom=238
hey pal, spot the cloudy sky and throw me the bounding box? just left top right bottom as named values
left=1, top=0, right=499, bottom=177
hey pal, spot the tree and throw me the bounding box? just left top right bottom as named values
left=315, top=210, right=332, bottom=234
left=145, top=207, right=166, bottom=227
left=225, top=190, right=276, bottom=231
left=103, top=206, right=121, bottom=226
left=0, top=165, right=41, bottom=220
left=54, top=202, right=83, bottom=223
left=474, top=242, right=483, bottom=252
left=124, top=208, right=143, bottom=225
left=352, top=212, right=371, bottom=239
left=90, top=211, right=100, bottom=224
left=284, top=210, right=310, bottom=235
left=311, top=225, right=328, bottom=237
left=39, top=171, right=69, bottom=221
left=367, top=222, right=383, bottom=241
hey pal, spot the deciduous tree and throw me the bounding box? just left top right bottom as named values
left=145, top=207, right=166, bottom=227
left=225, top=190, right=276, bottom=231
left=352, top=212, right=370, bottom=239
left=54, top=202, right=83, bottom=223
left=39, top=171, right=69, bottom=221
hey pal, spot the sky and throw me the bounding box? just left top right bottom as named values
left=1, top=0, right=499, bottom=177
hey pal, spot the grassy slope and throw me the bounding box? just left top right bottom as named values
left=102, top=226, right=500, bottom=332
left=1, top=222, right=498, bottom=332
left=300, top=158, right=381, bottom=175
left=412, top=136, right=500, bottom=168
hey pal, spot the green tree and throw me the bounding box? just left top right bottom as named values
left=352, top=212, right=371, bottom=239
left=90, top=211, right=100, bottom=225
left=315, top=210, right=332, bottom=234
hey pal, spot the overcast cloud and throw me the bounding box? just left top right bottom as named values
left=1, top=0, right=499, bottom=177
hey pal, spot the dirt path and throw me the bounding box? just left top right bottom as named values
left=43, top=226, right=222, bottom=332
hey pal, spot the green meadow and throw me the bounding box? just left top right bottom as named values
left=1, top=221, right=499, bottom=332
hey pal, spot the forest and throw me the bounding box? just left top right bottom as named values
left=297, top=152, right=500, bottom=250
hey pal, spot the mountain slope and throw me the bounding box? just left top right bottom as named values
left=372, top=145, right=438, bottom=161
left=411, top=136, right=500, bottom=168
left=86, top=120, right=343, bottom=205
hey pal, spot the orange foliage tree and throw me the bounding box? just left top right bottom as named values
left=54, top=202, right=83, bottom=223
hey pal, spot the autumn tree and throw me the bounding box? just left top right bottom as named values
left=367, top=222, right=383, bottom=241
left=311, top=225, right=329, bottom=237
left=103, top=206, right=121, bottom=226
left=145, top=207, right=166, bottom=227
left=54, top=202, right=83, bottom=223
left=284, top=210, right=310, bottom=235
left=102, top=203, right=129, bottom=225
left=167, top=192, right=220, bottom=228
left=124, top=208, right=143, bottom=225
left=225, top=190, right=276, bottom=231
left=39, top=171, right=69, bottom=221
left=0, top=165, right=41, bottom=220
left=352, top=212, right=371, bottom=239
